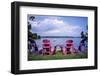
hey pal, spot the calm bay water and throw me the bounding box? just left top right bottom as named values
left=35, top=38, right=80, bottom=50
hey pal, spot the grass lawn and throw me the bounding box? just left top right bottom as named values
left=28, top=50, right=88, bottom=61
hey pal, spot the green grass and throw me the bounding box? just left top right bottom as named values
left=28, top=50, right=88, bottom=61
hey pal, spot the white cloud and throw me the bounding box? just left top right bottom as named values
left=46, top=29, right=60, bottom=33
left=29, top=17, right=82, bottom=36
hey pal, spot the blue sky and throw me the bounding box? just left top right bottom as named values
left=28, top=15, right=88, bottom=36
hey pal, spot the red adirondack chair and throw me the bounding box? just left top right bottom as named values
left=42, top=39, right=51, bottom=55
left=66, top=40, right=73, bottom=54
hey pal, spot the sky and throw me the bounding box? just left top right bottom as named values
left=28, top=15, right=88, bottom=36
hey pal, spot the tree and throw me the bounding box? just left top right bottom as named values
left=86, top=25, right=88, bottom=30
left=29, top=16, right=35, bottom=21
left=28, top=22, right=31, bottom=30
left=28, top=16, right=35, bottom=30
left=32, top=33, right=38, bottom=39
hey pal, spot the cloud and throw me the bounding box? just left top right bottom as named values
left=29, top=17, right=82, bottom=36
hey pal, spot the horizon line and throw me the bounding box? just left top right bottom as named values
left=40, top=36, right=80, bottom=38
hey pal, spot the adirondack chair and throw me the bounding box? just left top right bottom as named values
left=66, top=40, right=73, bottom=54
left=42, top=39, right=51, bottom=55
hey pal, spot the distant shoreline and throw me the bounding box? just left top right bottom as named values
left=40, top=36, right=80, bottom=38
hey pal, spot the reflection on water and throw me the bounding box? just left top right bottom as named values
left=35, top=38, right=80, bottom=50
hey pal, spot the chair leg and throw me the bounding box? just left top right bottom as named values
left=67, top=48, right=71, bottom=54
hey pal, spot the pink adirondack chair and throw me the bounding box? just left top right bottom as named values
left=66, top=40, right=73, bottom=54
left=42, top=39, right=51, bottom=55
